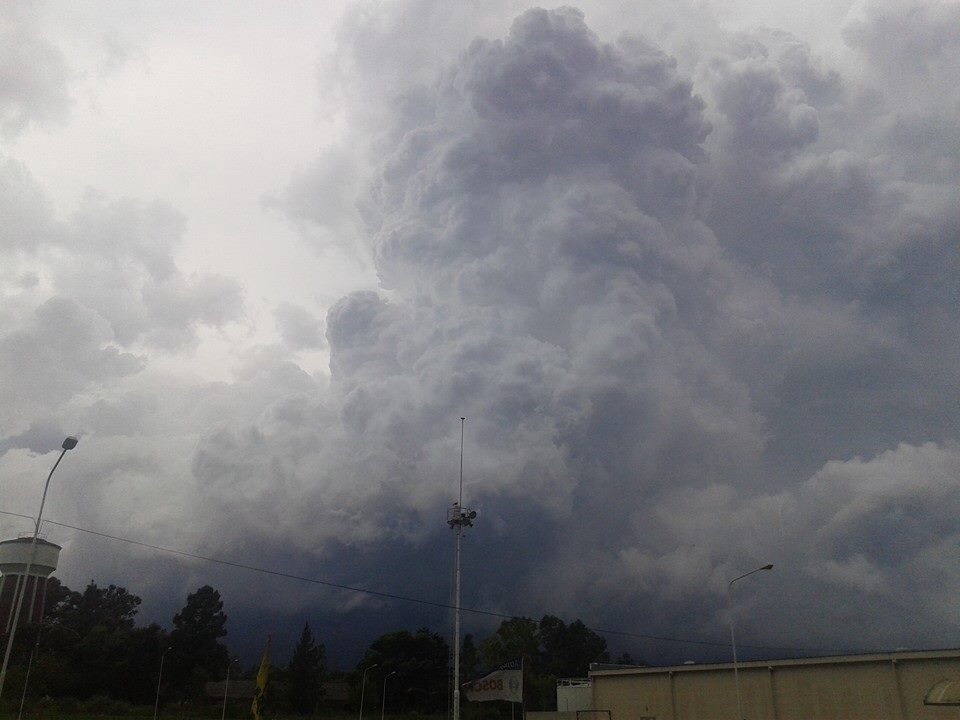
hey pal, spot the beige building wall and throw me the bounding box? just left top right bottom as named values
left=590, top=650, right=960, bottom=720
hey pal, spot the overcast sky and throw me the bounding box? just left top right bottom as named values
left=1, top=0, right=959, bottom=668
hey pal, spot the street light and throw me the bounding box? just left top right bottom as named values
left=222, top=658, right=239, bottom=720
left=359, top=663, right=378, bottom=720
left=154, top=646, right=172, bottom=720
left=0, top=436, right=79, bottom=702
left=17, top=624, right=44, bottom=720
left=728, top=563, right=773, bottom=720
left=381, top=670, right=396, bottom=720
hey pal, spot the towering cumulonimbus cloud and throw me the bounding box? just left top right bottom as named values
left=326, top=8, right=764, bottom=522
left=0, top=0, right=957, bottom=663
left=282, top=3, right=958, bottom=653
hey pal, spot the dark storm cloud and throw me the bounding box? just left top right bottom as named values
left=234, top=1, right=958, bottom=657
left=2, top=0, right=958, bottom=666
left=698, top=8, right=960, bottom=475
left=187, top=2, right=756, bottom=633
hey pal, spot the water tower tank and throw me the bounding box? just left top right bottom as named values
left=0, top=537, right=61, bottom=632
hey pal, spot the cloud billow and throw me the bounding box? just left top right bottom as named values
left=282, top=3, right=958, bottom=654
left=1, top=0, right=958, bottom=664
left=0, top=3, right=71, bottom=138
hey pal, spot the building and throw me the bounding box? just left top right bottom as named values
left=558, top=678, right=594, bottom=711
left=588, top=649, right=960, bottom=720
left=0, top=537, right=61, bottom=632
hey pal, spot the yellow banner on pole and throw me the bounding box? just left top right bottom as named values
left=251, top=636, right=271, bottom=720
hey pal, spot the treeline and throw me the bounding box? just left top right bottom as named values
left=351, top=617, right=640, bottom=715
left=4, top=577, right=635, bottom=716
left=3, top=579, right=242, bottom=709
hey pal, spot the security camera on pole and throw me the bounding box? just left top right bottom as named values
left=448, top=418, right=477, bottom=720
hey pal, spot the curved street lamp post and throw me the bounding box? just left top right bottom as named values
left=0, top=436, right=79, bottom=702
left=359, top=664, right=378, bottom=720
left=222, top=658, right=239, bottom=720
left=381, top=670, right=396, bottom=720
left=728, top=563, right=773, bottom=720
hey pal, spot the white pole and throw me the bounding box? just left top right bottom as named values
left=0, top=437, right=77, bottom=702
left=452, top=418, right=465, bottom=720
left=222, top=659, right=237, bottom=720
left=154, top=646, right=171, bottom=720
left=727, top=564, right=773, bottom=720
left=16, top=626, right=42, bottom=720
left=381, top=670, right=396, bottom=720
left=453, top=524, right=463, bottom=720
left=360, top=663, right=378, bottom=720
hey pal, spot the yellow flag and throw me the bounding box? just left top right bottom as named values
left=251, top=636, right=271, bottom=720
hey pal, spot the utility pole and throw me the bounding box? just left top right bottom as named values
left=448, top=418, right=476, bottom=720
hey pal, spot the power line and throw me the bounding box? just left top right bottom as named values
left=0, top=509, right=823, bottom=655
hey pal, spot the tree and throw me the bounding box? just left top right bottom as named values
left=475, top=615, right=609, bottom=711
left=356, top=628, right=449, bottom=713
left=287, top=622, right=325, bottom=715
left=477, top=617, right=540, bottom=670
left=49, top=581, right=141, bottom=636
left=461, top=634, right=479, bottom=681
left=168, top=585, right=229, bottom=697
left=538, top=616, right=608, bottom=677
left=37, top=580, right=162, bottom=702
left=612, top=651, right=643, bottom=666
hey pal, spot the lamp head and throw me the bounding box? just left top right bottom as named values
left=62, top=436, right=78, bottom=450
left=762, top=564, right=773, bottom=570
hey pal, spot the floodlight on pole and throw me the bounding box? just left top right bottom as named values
left=360, top=663, right=378, bottom=720
left=448, top=417, right=477, bottom=720
left=381, top=670, right=396, bottom=720
left=0, top=436, right=78, bottom=702
left=154, top=646, right=172, bottom=720
left=728, top=563, right=773, bottom=720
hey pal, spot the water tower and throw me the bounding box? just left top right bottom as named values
left=0, top=537, right=61, bottom=632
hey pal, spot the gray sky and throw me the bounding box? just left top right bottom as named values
left=1, top=0, right=959, bottom=667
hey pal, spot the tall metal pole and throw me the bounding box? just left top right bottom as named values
left=0, top=436, right=78, bottom=702
left=446, top=419, right=477, bottom=720
left=381, top=670, right=396, bottom=720
left=453, top=417, right=464, bottom=720
left=154, top=646, right=172, bottom=720
left=16, top=625, right=43, bottom=720
left=360, top=663, right=378, bottom=720
left=459, top=417, right=465, bottom=506
left=727, top=564, right=773, bottom=720
left=222, top=659, right=238, bottom=720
